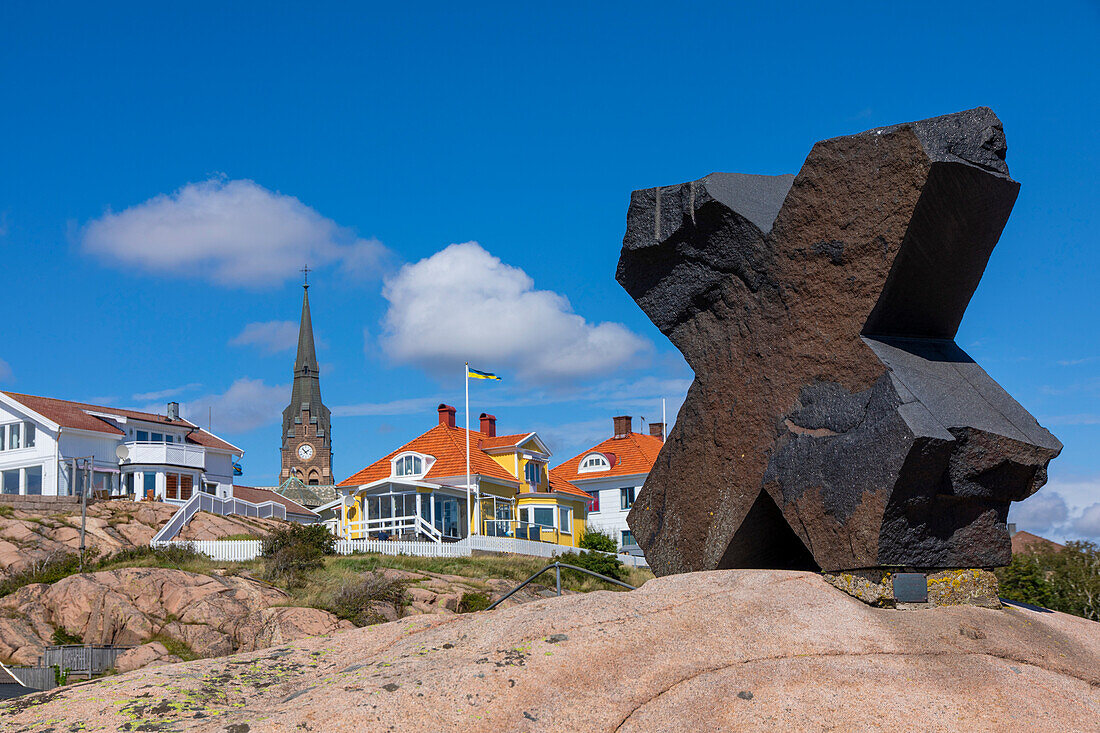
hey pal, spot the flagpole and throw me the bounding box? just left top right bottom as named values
left=465, top=362, right=472, bottom=537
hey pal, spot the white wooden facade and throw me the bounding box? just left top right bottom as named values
left=574, top=472, right=645, bottom=551
left=0, top=392, right=241, bottom=501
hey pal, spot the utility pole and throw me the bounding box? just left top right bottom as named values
left=75, top=456, right=93, bottom=572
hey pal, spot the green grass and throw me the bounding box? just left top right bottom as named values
left=147, top=633, right=200, bottom=661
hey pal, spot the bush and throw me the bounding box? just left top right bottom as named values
left=458, top=591, right=491, bottom=613
left=263, top=543, right=324, bottom=588
left=0, top=552, right=85, bottom=597
left=107, top=544, right=203, bottom=567
left=997, top=540, right=1100, bottom=621
left=325, top=572, right=408, bottom=626
left=558, top=550, right=628, bottom=583
left=51, top=627, right=83, bottom=645
left=261, top=523, right=335, bottom=558
left=579, top=528, right=617, bottom=553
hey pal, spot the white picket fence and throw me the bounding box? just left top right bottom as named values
left=152, top=539, right=263, bottom=561
left=152, top=535, right=648, bottom=567
left=333, top=538, right=470, bottom=558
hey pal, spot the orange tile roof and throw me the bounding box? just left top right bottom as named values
left=479, top=433, right=535, bottom=450
left=546, top=473, right=591, bottom=499
left=233, top=485, right=317, bottom=517
left=551, top=432, right=665, bottom=483
left=0, top=391, right=241, bottom=453
left=338, top=422, right=520, bottom=488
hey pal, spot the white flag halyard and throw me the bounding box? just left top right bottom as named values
left=465, top=363, right=502, bottom=536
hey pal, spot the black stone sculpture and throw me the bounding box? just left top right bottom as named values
left=618, top=108, right=1061, bottom=576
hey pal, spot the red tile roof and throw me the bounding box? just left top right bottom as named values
left=338, top=422, right=521, bottom=488
left=233, top=485, right=318, bottom=518
left=552, top=432, right=664, bottom=483
left=1011, top=530, right=1064, bottom=555
left=0, top=391, right=241, bottom=453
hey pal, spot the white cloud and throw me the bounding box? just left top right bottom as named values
left=379, top=242, right=649, bottom=382
left=1038, top=414, right=1100, bottom=426
left=1071, top=503, right=1100, bottom=539
left=143, top=378, right=287, bottom=435
left=81, top=178, right=390, bottom=287
left=0, top=358, right=11, bottom=383
left=231, top=321, right=300, bottom=354
left=132, top=383, right=202, bottom=402
left=1010, top=490, right=1068, bottom=535
left=332, top=396, right=443, bottom=418
left=1010, top=477, right=1100, bottom=543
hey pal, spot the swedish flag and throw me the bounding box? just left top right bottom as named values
left=468, top=367, right=502, bottom=380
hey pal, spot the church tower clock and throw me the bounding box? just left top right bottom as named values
left=280, top=271, right=333, bottom=484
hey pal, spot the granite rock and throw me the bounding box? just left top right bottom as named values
left=618, top=108, right=1061, bottom=574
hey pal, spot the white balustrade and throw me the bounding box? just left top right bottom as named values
left=122, top=441, right=206, bottom=469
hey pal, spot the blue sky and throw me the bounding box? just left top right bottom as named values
left=1, top=2, right=1096, bottom=541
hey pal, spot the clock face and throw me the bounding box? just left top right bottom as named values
left=297, top=443, right=314, bottom=461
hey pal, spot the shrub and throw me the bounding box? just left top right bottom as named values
left=261, top=523, right=335, bottom=558
left=0, top=552, right=84, bottom=597
left=263, top=543, right=324, bottom=588
left=558, top=550, right=628, bottom=583
left=458, top=591, right=491, bottom=613
left=997, top=540, right=1099, bottom=621
left=325, top=573, right=408, bottom=626
left=51, top=627, right=83, bottom=645
left=579, top=528, right=617, bottom=553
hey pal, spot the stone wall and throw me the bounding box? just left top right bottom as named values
left=0, top=494, right=88, bottom=512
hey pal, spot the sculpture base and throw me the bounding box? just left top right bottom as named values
left=822, top=569, right=1000, bottom=609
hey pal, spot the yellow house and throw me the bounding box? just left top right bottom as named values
left=335, top=404, right=588, bottom=547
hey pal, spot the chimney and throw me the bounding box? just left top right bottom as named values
left=613, top=415, right=632, bottom=438
left=437, top=404, right=457, bottom=428
left=167, top=402, right=180, bottom=421
left=479, top=413, right=497, bottom=437
left=649, top=422, right=665, bottom=441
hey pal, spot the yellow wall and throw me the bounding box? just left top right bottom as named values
left=516, top=494, right=586, bottom=548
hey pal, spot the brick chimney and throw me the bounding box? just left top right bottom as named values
left=437, top=404, right=457, bottom=428
left=613, top=415, right=632, bottom=438
left=649, top=422, right=665, bottom=441
left=479, top=413, right=497, bottom=437
left=167, top=402, right=180, bottom=421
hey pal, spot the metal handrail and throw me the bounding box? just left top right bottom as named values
left=484, top=561, right=635, bottom=611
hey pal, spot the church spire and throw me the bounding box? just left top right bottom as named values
left=294, top=278, right=319, bottom=376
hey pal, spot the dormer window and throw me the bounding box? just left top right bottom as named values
left=579, top=453, right=610, bottom=473
left=524, top=461, right=542, bottom=485
left=393, top=452, right=432, bottom=478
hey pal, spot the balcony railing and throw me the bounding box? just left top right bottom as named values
left=120, top=441, right=205, bottom=470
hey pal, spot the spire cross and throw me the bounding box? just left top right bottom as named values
left=301, top=264, right=311, bottom=288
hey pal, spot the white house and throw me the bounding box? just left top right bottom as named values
left=550, top=415, right=664, bottom=554
left=0, top=391, right=242, bottom=503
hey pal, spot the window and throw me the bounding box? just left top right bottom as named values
left=24, top=423, right=34, bottom=448
left=524, top=461, right=541, bottom=486
left=519, top=507, right=530, bottom=524
left=395, top=453, right=424, bottom=477
left=137, top=431, right=149, bottom=442
left=622, top=530, right=635, bottom=547
left=2, top=469, right=19, bottom=494
left=532, top=507, right=555, bottom=528
left=7, top=423, right=20, bottom=450
left=25, top=466, right=42, bottom=495
left=179, top=474, right=193, bottom=500
left=142, top=471, right=157, bottom=497
left=151, top=432, right=163, bottom=442
left=166, top=472, right=179, bottom=499
left=0, top=425, right=4, bottom=451
left=579, top=453, right=610, bottom=473
left=620, top=487, right=635, bottom=511
left=165, top=435, right=173, bottom=443
left=588, top=491, right=600, bottom=513
left=558, top=506, right=571, bottom=534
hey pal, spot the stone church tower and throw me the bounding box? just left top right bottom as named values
left=280, top=279, right=332, bottom=484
